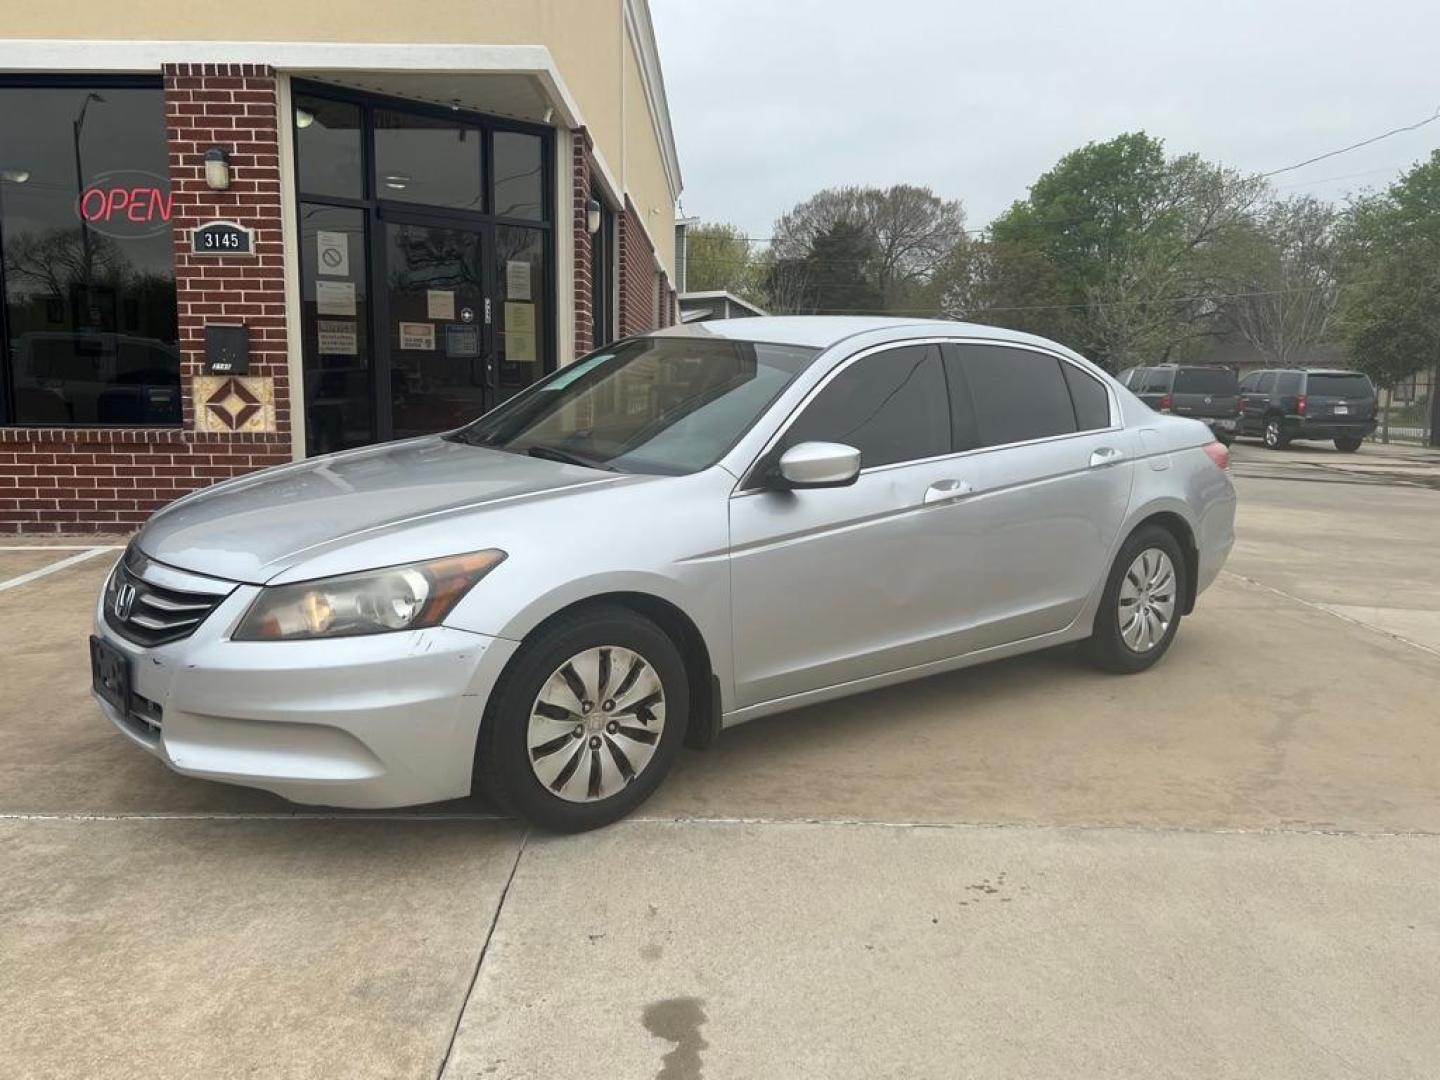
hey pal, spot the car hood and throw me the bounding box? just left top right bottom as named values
left=136, top=436, right=629, bottom=584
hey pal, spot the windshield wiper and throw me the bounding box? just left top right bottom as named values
left=525, top=444, right=619, bottom=472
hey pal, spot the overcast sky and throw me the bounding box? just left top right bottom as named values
left=651, top=0, right=1440, bottom=239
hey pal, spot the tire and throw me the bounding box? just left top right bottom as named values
left=474, top=605, right=689, bottom=832
left=1263, top=415, right=1290, bottom=450
left=1083, top=524, right=1187, bottom=674
left=1334, top=437, right=1363, bottom=452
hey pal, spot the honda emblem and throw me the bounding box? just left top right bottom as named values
left=113, top=582, right=137, bottom=620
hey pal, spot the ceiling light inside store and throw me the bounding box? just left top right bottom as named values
left=295, top=108, right=315, bottom=129
left=383, top=174, right=410, bottom=190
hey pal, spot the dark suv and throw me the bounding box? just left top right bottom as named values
left=1237, top=368, right=1377, bottom=451
left=1117, top=364, right=1240, bottom=444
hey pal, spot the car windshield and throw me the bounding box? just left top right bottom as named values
left=1173, top=368, right=1237, bottom=394
left=1306, top=373, right=1372, bottom=398
left=448, top=336, right=819, bottom=475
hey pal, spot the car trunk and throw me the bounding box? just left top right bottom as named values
left=1169, top=369, right=1239, bottom=420
left=1304, top=374, right=1376, bottom=421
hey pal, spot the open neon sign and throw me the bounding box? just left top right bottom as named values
left=79, top=185, right=172, bottom=224
left=74, top=170, right=173, bottom=239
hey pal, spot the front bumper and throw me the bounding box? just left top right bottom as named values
left=93, top=581, right=520, bottom=808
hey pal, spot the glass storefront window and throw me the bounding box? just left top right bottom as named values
left=0, top=82, right=178, bottom=426
left=295, top=96, right=363, bottom=200
left=299, top=204, right=372, bottom=454
left=374, top=110, right=483, bottom=211
left=493, top=131, right=544, bottom=221
left=495, top=225, right=548, bottom=403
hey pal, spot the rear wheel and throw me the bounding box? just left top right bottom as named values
left=1334, top=436, right=1363, bottom=452
left=1083, top=525, right=1186, bottom=674
left=1263, top=416, right=1289, bottom=450
left=475, top=605, right=688, bottom=832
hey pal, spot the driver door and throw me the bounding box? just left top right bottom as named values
left=728, top=344, right=989, bottom=709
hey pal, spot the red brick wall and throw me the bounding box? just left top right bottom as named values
left=619, top=197, right=659, bottom=336
left=0, top=63, right=292, bottom=535
left=571, top=130, right=594, bottom=358
left=165, top=63, right=289, bottom=432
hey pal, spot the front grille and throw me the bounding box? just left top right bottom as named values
left=103, top=548, right=235, bottom=647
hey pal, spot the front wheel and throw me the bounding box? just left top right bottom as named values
left=1334, top=436, right=1363, bottom=452
left=1083, top=525, right=1187, bottom=674
left=474, top=605, right=689, bottom=832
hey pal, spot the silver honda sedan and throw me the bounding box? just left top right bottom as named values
left=90, top=317, right=1236, bottom=830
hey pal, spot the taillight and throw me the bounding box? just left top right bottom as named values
left=1202, top=441, right=1230, bottom=471
left=1296, top=394, right=1307, bottom=416
left=1158, top=393, right=1173, bottom=413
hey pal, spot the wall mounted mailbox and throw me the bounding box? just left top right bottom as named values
left=204, top=323, right=250, bottom=375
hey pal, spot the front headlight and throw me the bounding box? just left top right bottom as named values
left=233, top=550, right=506, bottom=641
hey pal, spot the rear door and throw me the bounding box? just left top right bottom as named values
left=1303, top=372, right=1376, bottom=424
left=1239, top=371, right=1274, bottom=433
left=945, top=343, right=1134, bottom=648
left=1170, top=367, right=1239, bottom=421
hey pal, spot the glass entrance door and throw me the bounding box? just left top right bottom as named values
left=382, top=217, right=491, bottom=439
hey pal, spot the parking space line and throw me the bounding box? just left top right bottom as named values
left=0, top=544, right=122, bottom=551
left=0, top=546, right=121, bottom=594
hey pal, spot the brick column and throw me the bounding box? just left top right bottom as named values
left=619, top=196, right=659, bottom=336
left=163, top=62, right=291, bottom=455
left=571, top=129, right=594, bottom=358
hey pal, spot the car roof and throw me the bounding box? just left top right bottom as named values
left=647, top=315, right=1063, bottom=352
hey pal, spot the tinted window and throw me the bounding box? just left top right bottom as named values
left=1, top=83, right=179, bottom=426
left=374, top=110, right=482, bottom=210
left=958, top=345, right=1077, bottom=446
left=1275, top=372, right=1302, bottom=395
left=1063, top=363, right=1111, bottom=430
left=1256, top=372, right=1276, bottom=393
left=493, top=131, right=545, bottom=220
left=300, top=204, right=372, bottom=454
left=785, top=345, right=949, bottom=468
left=1118, top=367, right=1138, bottom=388
left=1173, top=368, right=1238, bottom=394
left=295, top=95, right=363, bottom=199
left=1307, top=373, right=1373, bottom=398
left=1136, top=368, right=1174, bottom=393
left=1239, top=373, right=1259, bottom=392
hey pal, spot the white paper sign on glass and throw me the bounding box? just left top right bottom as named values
left=399, top=322, right=436, bottom=351
left=317, top=231, right=349, bottom=277
left=427, top=289, right=455, bottom=320
left=316, top=319, right=358, bottom=355
left=506, top=259, right=532, bottom=301
left=316, top=280, right=356, bottom=316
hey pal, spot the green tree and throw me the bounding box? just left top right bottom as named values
left=684, top=222, right=762, bottom=301
left=985, top=132, right=1262, bottom=368
left=1337, top=151, right=1440, bottom=394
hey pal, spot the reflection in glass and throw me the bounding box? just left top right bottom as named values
left=386, top=222, right=487, bottom=439
left=0, top=84, right=178, bottom=425
left=300, top=204, right=371, bottom=453
left=374, top=111, right=482, bottom=210
left=493, top=131, right=544, bottom=220
left=294, top=95, right=363, bottom=200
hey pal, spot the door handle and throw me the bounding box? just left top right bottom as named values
left=923, top=478, right=973, bottom=505
left=1089, top=446, right=1124, bottom=468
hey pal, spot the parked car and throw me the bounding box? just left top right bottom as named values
left=90, top=318, right=1237, bottom=831
left=1118, top=364, right=1240, bottom=444
left=1237, top=367, right=1377, bottom=451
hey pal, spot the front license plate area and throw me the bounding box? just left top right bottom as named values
left=90, top=635, right=131, bottom=714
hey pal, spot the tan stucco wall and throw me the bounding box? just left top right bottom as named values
left=622, top=29, right=676, bottom=275
left=4, top=0, right=677, bottom=273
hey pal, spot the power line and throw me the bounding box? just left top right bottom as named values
left=1259, top=106, right=1440, bottom=178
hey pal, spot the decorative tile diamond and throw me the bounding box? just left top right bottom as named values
left=193, top=376, right=275, bottom=433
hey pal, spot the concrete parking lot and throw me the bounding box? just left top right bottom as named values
left=2, top=440, right=1437, bottom=1079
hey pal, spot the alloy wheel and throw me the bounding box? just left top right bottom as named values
left=526, top=646, right=666, bottom=803
left=1117, top=548, right=1177, bottom=653
left=1265, top=419, right=1280, bottom=447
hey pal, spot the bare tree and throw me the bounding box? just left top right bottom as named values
left=1218, top=195, right=1340, bottom=365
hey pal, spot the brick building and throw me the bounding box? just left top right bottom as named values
left=0, top=3, right=681, bottom=532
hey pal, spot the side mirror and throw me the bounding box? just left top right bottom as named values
left=774, top=441, right=861, bottom=489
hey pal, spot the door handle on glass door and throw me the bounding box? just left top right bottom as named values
left=923, top=479, right=973, bottom=505
left=1090, top=447, right=1124, bottom=468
